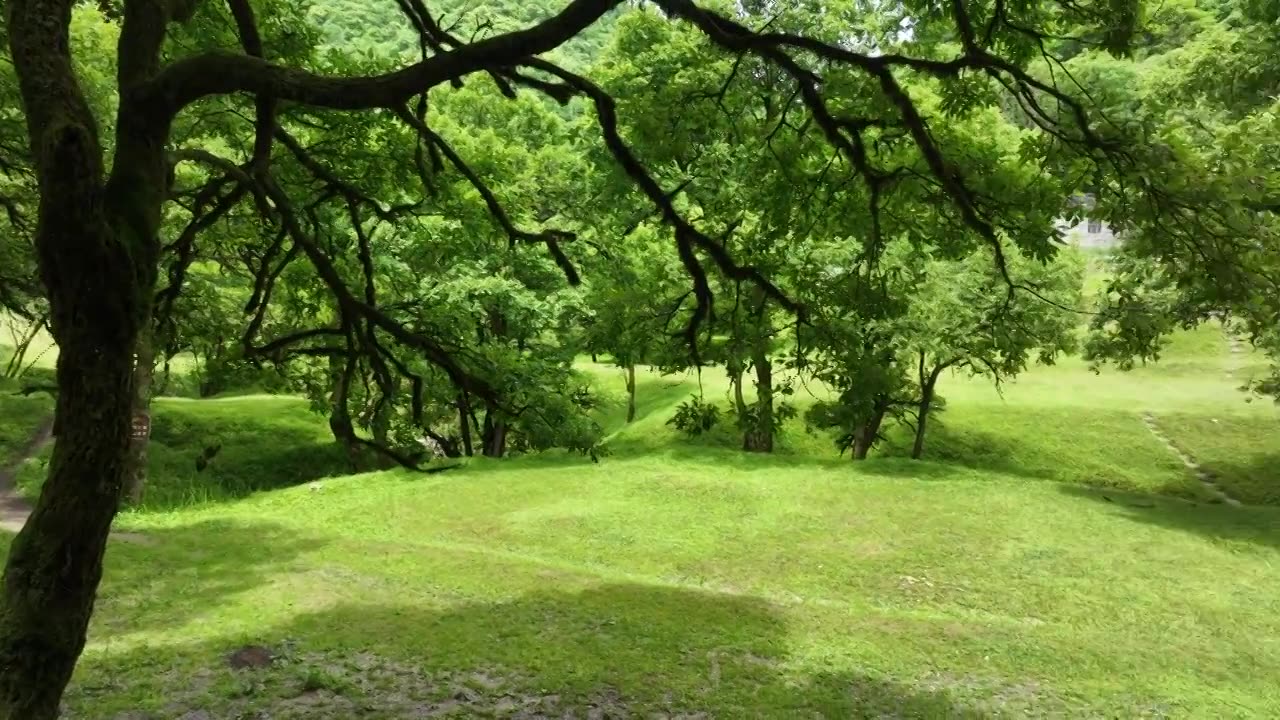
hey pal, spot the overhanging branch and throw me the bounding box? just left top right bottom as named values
left=136, top=0, right=622, bottom=118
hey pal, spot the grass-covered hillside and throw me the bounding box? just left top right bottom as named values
left=1, top=325, right=1278, bottom=718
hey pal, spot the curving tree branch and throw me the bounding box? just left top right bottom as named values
left=135, top=0, right=621, bottom=118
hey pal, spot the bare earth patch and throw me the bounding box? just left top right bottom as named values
left=94, top=650, right=709, bottom=719
left=913, top=672, right=1173, bottom=719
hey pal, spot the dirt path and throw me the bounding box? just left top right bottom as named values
left=0, top=417, right=148, bottom=542
left=0, top=416, right=54, bottom=533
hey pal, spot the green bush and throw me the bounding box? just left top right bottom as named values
left=667, top=395, right=721, bottom=437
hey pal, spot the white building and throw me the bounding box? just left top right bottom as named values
left=1057, top=194, right=1119, bottom=249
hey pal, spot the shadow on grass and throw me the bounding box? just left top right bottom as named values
left=0, top=519, right=322, bottom=642
left=138, top=416, right=350, bottom=512
left=69, top=582, right=1005, bottom=718
left=471, top=428, right=1004, bottom=485
left=599, top=403, right=1157, bottom=480
left=14, top=431, right=351, bottom=513
left=484, top=415, right=1040, bottom=484
left=1059, top=485, right=1280, bottom=551
left=878, top=425, right=1029, bottom=474
left=150, top=437, right=348, bottom=501
left=1199, top=452, right=1280, bottom=507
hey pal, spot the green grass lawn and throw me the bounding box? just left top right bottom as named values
left=46, top=456, right=1280, bottom=718
left=1, top=328, right=1277, bottom=717
left=1152, top=413, right=1280, bottom=505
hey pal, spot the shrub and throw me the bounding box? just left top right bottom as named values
left=667, top=395, right=721, bottom=437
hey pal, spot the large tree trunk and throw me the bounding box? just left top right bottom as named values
left=742, top=351, right=774, bottom=453
left=123, top=328, right=156, bottom=505
left=481, top=402, right=508, bottom=458
left=327, top=355, right=361, bottom=466
left=624, top=364, right=637, bottom=423
left=0, top=318, right=138, bottom=718
left=0, top=0, right=169, bottom=715
left=852, top=408, right=886, bottom=461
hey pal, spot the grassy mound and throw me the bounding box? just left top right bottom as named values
left=14, top=396, right=350, bottom=511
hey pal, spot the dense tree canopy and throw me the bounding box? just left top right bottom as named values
left=0, top=0, right=1276, bottom=716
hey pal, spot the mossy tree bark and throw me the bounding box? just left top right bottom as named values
left=0, top=1, right=168, bottom=715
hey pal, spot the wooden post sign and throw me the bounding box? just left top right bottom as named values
left=130, top=412, right=151, bottom=442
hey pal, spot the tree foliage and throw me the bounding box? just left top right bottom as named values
left=1073, top=0, right=1280, bottom=396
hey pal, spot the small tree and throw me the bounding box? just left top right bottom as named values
left=582, top=226, right=684, bottom=423
left=802, top=243, right=1083, bottom=461
left=900, top=249, right=1084, bottom=459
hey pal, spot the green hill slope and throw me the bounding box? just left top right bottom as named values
left=2, top=328, right=1275, bottom=717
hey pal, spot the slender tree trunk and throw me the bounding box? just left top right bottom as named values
left=911, top=391, right=932, bottom=461
left=480, top=308, right=508, bottom=457
left=624, top=364, right=637, bottom=423
left=197, top=347, right=223, bottom=398
left=490, top=423, right=508, bottom=457
left=123, top=328, right=156, bottom=505
left=457, top=393, right=474, bottom=457
left=728, top=361, right=748, bottom=418
left=2, top=315, right=44, bottom=379
left=911, top=371, right=943, bottom=460
left=370, top=380, right=397, bottom=447
left=742, top=351, right=774, bottom=453
left=154, top=354, right=172, bottom=396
